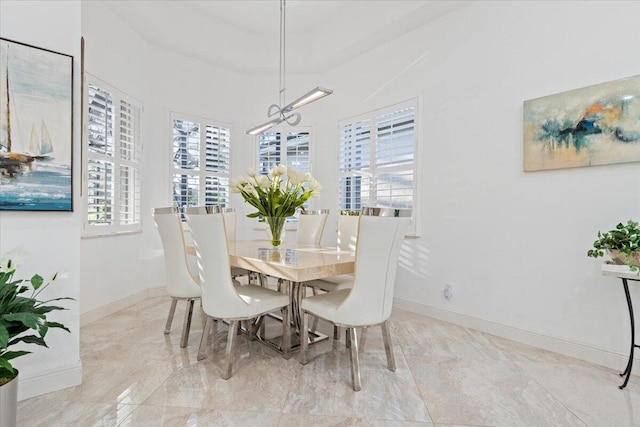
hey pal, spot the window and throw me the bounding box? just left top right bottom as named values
left=339, top=99, right=417, bottom=233
left=256, top=127, right=312, bottom=224
left=171, top=113, right=231, bottom=214
left=258, top=129, right=310, bottom=175
left=84, top=76, right=142, bottom=236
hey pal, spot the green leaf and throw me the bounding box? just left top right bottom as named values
left=0, top=324, right=7, bottom=348
left=47, top=322, right=71, bottom=333
left=31, top=274, right=44, bottom=290
left=8, top=335, right=47, bottom=347
left=1, top=350, right=29, bottom=361
left=3, top=313, right=42, bottom=331
left=0, top=358, right=16, bottom=375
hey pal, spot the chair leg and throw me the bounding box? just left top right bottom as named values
left=180, top=299, right=195, bottom=348
left=333, top=325, right=340, bottom=340
left=381, top=320, right=396, bottom=372
left=300, top=311, right=309, bottom=364
left=346, top=328, right=351, bottom=348
left=359, top=327, right=367, bottom=353
left=348, top=327, right=362, bottom=391
left=197, top=316, right=213, bottom=361
left=223, top=320, right=239, bottom=380
left=164, top=298, right=178, bottom=334
left=282, top=306, right=291, bottom=359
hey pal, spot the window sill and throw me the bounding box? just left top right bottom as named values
left=82, top=229, right=143, bottom=239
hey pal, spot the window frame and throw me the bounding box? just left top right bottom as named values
left=82, top=74, right=144, bottom=237
left=338, top=98, right=419, bottom=236
left=169, top=111, right=232, bottom=217
left=253, top=125, right=315, bottom=230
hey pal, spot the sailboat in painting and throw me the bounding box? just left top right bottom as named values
left=0, top=37, right=72, bottom=211
left=0, top=47, right=38, bottom=176
left=28, top=120, right=54, bottom=160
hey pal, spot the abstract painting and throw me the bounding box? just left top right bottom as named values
left=523, top=75, right=640, bottom=171
left=0, top=38, right=73, bottom=211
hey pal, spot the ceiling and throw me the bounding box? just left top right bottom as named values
left=104, top=0, right=471, bottom=75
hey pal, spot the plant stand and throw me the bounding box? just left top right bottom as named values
left=601, top=264, right=640, bottom=389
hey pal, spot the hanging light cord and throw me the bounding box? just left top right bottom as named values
left=280, top=0, right=286, bottom=108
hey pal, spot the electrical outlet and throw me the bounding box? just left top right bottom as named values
left=444, top=284, right=453, bottom=300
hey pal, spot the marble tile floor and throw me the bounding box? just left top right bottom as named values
left=17, top=295, right=640, bottom=427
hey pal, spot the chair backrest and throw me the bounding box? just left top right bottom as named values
left=221, top=208, right=237, bottom=242
left=334, top=215, right=410, bottom=326
left=184, top=205, right=221, bottom=215
left=297, top=210, right=329, bottom=246
left=152, top=207, right=200, bottom=298
left=186, top=212, right=248, bottom=319
left=337, top=215, right=359, bottom=252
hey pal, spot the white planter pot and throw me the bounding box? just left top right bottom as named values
left=0, top=372, right=18, bottom=427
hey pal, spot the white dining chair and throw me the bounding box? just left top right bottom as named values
left=297, top=209, right=329, bottom=246
left=186, top=211, right=291, bottom=379
left=184, top=206, right=253, bottom=285
left=304, top=214, right=359, bottom=293
left=152, top=207, right=202, bottom=348
left=299, top=215, right=410, bottom=391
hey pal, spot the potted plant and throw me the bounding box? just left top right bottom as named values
left=0, top=247, right=72, bottom=427
left=587, top=220, right=640, bottom=273
left=230, top=165, right=321, bottom=247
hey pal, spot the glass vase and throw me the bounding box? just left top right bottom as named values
left=265, top=216, right=287, bottom=247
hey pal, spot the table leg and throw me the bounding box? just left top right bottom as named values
left=620, top=278, right=639, bottom=389
left=248, top=279, right=327, bottom=354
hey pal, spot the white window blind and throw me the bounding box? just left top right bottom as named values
left=84, top=76, right=143, bottom=236
left=256, top=127, right=312, bottom=224
left=339, top=99, right=417, bottom=233
left=171, top=113, right=231, bottom=215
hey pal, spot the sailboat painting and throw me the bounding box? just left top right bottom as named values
left=0, top=38, right=73, bottom=211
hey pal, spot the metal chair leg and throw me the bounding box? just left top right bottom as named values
left=197, top=316, right=213, bottom=361
left=164, top=298, right=178, bottom=334
left=349, top=327, right=362, bottom=391
left=223, top=320, right=239, bottom=380
left=346, top=328, right=351, bottom=348
left=180, top=299, right=195, bottom=348
left=300, top=311, right=309, bottom=364
left=282, top=306, right=291, bottom=359
left=381, top=320, right=396, bottom=372
left=359, top=327, right=367, bottom=352
left=333, top=325, right=340, bottom=340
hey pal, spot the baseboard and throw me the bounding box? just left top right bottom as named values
left=393, top=297, right=639, bottom=376
left=18, top=362, right=83, bottom=401
left=80, top=286, right=167, bottom=326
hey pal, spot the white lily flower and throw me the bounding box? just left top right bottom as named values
left=0, top=245, right=28, bottom=271
left=50, top=271, right=70, bottom=282
left=309, top=180, right=322, bottom=192
left=276, top=164, right=287, bottom=176
left=288, top=169, right=301, bottom=185
left=246, top=167, right=257, bottom=177
left=257, top=175, right=271, bottom=190
left=303, top=172, right=314, bottom=183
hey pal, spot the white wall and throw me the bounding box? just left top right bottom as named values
left=76, top=0, right=640, bottom=379
left=314, top=0, right=640, bottom=367
left=0, top=0, right=82, bottom=399
left=80, top=1, right=261, bottom=316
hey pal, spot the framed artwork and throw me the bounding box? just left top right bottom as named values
left=523, top=75, right=640, bottom=172
left=0, top=38, right=73, bottom=211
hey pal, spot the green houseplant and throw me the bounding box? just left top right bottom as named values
left=587, top=220, right=640, bottom=273
left=0, top=246, right=71, bottom=426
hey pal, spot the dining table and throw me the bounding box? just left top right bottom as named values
left=186, top=240, right=356, bottom=352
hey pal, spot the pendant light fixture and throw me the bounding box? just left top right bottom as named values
left=246, top=0, right=333, bottom=135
